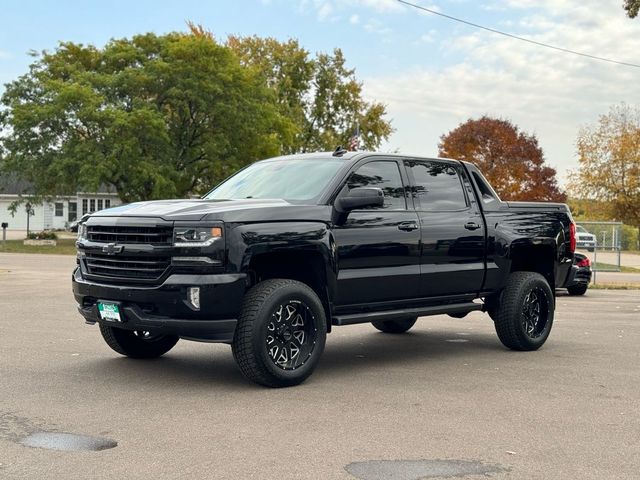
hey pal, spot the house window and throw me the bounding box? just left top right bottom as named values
left=97, top=199, right=103, bottom=211
left=55, top=203, right=64, bottom=217
left=82, top=199, right=88, bottom=215
left=105, top=199, right=111, bottom=209
left=89, top=199, right=95, bottom=212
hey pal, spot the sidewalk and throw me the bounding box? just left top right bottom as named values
left=593, top=271, right=640, bottom=285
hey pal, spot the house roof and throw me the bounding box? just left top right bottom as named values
left=0, top=174, right=117, bottom=196
left=0, top=175, right=34, bottom=195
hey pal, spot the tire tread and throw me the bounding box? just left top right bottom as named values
left=494, top=271, right=553, bottom=351
left=99, top=324, right=178, bottom=359
left=232, top=279, right=325, bottom=387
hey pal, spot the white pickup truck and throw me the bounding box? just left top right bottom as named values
left=576, top=225, right=597, bottom=252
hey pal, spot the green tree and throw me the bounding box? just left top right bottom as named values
left=227, top=35, right=393, bottom=153
left=0, top=32, right=289, bottom=203
left=438, top=116, right=566, bottom=202
left=569, top=103, right=640, bottom=228
left=624, top=0, right=640, bottom=18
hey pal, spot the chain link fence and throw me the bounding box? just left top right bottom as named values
left=575, top=221, right=624, bottom=283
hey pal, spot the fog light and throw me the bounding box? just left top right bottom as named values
left=188, top=287, right=200, bottom=310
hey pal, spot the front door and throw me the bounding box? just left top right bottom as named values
left=333, top=159, right=421, bottom=307
left=404, top=159, right=486, bottom=298
left=68, top=202, right=78, bottom=223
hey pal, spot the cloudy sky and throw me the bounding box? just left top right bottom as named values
left=1, top=0, right=639, bottom=185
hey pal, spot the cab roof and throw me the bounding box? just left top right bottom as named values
left=263, top=151, right=464, bottom=166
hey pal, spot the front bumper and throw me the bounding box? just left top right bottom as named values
left=72, top=268, right=247, bottom=342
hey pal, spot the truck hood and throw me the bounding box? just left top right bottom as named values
left=90, top=198, right=333, bottom=223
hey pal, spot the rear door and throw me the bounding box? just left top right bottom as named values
left=404, top=159, right=485, bottom=298
left=333, top=159, right=421, bottom=306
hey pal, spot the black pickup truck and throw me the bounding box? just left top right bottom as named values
left=73, top=151, right=576, bottom=387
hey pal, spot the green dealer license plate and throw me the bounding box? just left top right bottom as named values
left=97, top=302, right=122, bottom=322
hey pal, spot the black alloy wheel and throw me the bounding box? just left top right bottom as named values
left=266, top=301, right=318, bottom=370
left=521, top=288, right=550, bottom=339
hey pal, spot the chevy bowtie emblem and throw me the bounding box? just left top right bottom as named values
left=102, top=243, right=124, bottom=255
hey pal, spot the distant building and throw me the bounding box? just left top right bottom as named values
left=0, top=177, right=121, bottom=230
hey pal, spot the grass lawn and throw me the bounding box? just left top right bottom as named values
left=0, top=238, right=77, bottom=255
left=592, top=261, right=640, bottom=273
left=589, top=283, right=640, bottom=290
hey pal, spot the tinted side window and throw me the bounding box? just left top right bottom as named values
left=347, top=161, right=406, bottom=210
left=406, top=161, right=468, bottom=211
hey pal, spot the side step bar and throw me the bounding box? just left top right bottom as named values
left=332, top=302, right=483, bottom=326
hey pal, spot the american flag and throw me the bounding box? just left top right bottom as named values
left=348, top=124, right=360, bottom=151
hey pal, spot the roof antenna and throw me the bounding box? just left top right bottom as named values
left=332, top=145, right=348, bottom=157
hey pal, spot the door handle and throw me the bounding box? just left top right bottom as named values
left=464, top=222, right=481, bottom=231
left=398, top=222, right=419, bottom=232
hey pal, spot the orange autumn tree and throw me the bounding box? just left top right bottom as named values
left=438, top=116, right=566, bottom=202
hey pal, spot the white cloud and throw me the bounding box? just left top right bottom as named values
left=362, top=0, right=640, bottom=184
left=316, top=2, right=333, bottom=20
left=349, top=14, right=360, bottom=24
left=352, top=0, right=404, bottom=12
left=419, top=29, right=437, bottom=43
left=296, top=0, right=405, bottom=22
left=363, top=17, right=393, bottom=36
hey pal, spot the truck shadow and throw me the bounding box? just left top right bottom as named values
left=318, top=329, right=505, bottom=378
left=74, top=327, right=508, bottom=389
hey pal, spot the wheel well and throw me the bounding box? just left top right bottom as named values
left=247, top=251, right=332, bottom=332
left=510, top=245, right=555, bottom=290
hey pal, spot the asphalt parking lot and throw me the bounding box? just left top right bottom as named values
left=1, top=253, right=639, bottom=479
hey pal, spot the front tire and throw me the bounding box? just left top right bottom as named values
left=494, top=272, right=554, bottom=351
left=99, top=324, right=179, bottom=359
left=567, top=284, right=588, bottom=296
left=372, top=317, right=417, bottom=334
left=232, top=279, right=327, bottom=388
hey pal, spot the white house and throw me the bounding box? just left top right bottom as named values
left=0, top=177, right=121, bottom=231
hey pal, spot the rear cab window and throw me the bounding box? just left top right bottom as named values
left=404, top=160, right=468, bottom=211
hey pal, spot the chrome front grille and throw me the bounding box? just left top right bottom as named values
left=84, top=252, right=170, bottom=281
left=87, top=225, right=173, bottom=245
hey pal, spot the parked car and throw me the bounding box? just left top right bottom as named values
left=559, top=252, right=592, bottom=296
left=576, top=225, right=597, bottom=251
left=72, top=151, right=577, bottom=387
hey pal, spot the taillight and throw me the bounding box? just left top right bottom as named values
left=577, top=257, right=591, bottom=268
left=569, top=222, right=576, bottom=253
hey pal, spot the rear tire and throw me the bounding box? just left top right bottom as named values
left=372, top=317, right=417, bottom=334
left=99, top=324, right=179, bottom=359
left=494, top=272, right=554, bottom=351
left=567, top=284, right=588, bottom=296
left=232, top=279, right=327, bottom=388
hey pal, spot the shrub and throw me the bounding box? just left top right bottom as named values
left=26, top=231, right=58, bottom=240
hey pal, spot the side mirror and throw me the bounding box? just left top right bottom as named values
left=335, top=187, right=384, bottom=212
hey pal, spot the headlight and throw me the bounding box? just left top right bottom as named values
left=77, top=224, right=87, bottom=241
left=174, top=227, right=222, bottom=247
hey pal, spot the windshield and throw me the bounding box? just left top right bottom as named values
left=205, top=158, right=345, bottom=203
